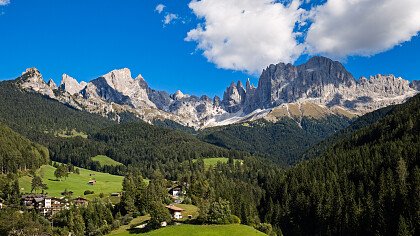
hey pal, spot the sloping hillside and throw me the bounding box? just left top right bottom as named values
left=0, top=122, right=49, bottom=174
left=199, top=115, right=351, bottom=165
left=263, top=94, right=420, bottom=235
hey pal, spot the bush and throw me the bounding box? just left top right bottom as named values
left=229, top=215, right=241, bottom=224
left=99, top=192, right=105, bottom=198
left=183, top=197, right=192, bottom=204
left=84, top=190, right=94, bottom=195
left=121, top=215, right=133, bottom=225
left=254, top=223, right=277, bottom=236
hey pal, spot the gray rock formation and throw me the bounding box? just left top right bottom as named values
left=17, top=68, right=55, bottom=98
left=410, top=80, right=420, bottom=90
left=60, top=74, right=86, bottom=95
left=15, top=56, right=419, bottom=129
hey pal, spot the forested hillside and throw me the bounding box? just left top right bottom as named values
left=92, top=122, right=250, bottom=178
left=0, top=81, right=251, bottom=177
left=0, top=122, right=49, bottom=174
left=0, top=81, right=115, bottom=138
left=259, top=94, right=420, bottom=235
left=199, top=116, right=351, bottom=165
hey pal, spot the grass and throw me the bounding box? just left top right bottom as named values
left=55, top=129, right=88, bottom=139
left=108, top=215, right=151, bottom=235
left=110, top=224, right=266, bottom=236
left=194, top=158, right=243, bottom=169
left=91, top=155, right=124, bottom=167
left=19, top=165, right=123, bottom=200
left=173, top=204, right=199, bottom=221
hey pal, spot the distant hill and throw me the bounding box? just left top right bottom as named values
left=199, top=115, right=351, bottom=165
left=0, top=122, right=49, bottom=174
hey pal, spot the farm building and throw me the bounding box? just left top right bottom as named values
left=166, top=204, right=184, bottom=219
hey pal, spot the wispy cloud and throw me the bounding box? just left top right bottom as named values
left=155, top=4, right=165, bottom=14
left=0, top=0, right=10, bottom=6
left=164, top=13, right=178, bottom=25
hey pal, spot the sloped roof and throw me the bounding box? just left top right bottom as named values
left=165, top=204, right=184, bottom=212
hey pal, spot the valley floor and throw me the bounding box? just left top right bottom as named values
left=19, top=165, right=123, bottom=200
left=110, top=224, right=266, bottom=236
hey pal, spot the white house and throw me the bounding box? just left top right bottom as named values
left=165, top=204, right=184, bottom=220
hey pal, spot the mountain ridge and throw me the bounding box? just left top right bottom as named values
left=14, top=56, right=419, bottom=128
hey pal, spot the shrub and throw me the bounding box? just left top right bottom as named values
left=254, top=223, right=277, bottom=236
left=229, top=214, right=241, bottom=224
left=84, top=190, right=94, bottom=195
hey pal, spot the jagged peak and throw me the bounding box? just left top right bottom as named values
left=173, top=90, right=188, bottom=100
left=17, top=67, right=45, bottom=84
left=61, top=74, right=79, bottom=86
left=47, top=79, right=57, bottom=89
left=22, top=67, right=41, bottom=75
left=237, top=80, right=244, bottom=89
left=103, top=68, right=132, bottom=80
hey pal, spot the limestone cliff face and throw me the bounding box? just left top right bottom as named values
left=222, top=56, right=417, bottom=115
left=16, top=68, right=56, bottom=98
left=16, top=56, right=419, bottom=129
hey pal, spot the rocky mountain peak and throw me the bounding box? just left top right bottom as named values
left=14, top=56, right=419, bottom=129
left=47, top=79, right=57, bottom=90
left=173, top=90, right=187, bottom=100
left=358, top=74, right=413, bottom=96
left=60, top=74, right=86, bottom=95
left=101, top=68, right=133, bottom=90
left=17, top=68, right=55, bottom=97
left=18, top=68, right=44, bottom=84
left=222, top=81, right=245, bottom=113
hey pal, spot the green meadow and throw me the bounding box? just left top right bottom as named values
left=194, top=158, right=243, bottom=169
left=19, top=165, right=123, bottom=200
left=111, top=224, right=266, bottom=236
left=91, top=155, right=124, bottom=167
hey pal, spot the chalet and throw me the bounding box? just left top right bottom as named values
left=51, top=197, right=69, bottom=215
left=168, top=185, right=183, bottom=197
left=166, top=204, right=184, bottom=219
left=88, top=179, right=96, bottom=185
left=21, top=194, right=67, bottom=216
left=73, top=197, right=89, bottom=206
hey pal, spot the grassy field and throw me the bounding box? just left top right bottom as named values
left=108, top=215, right=151, bottom=235
left=194, top=158, right=243, bottom=169
left=173, top=204, right=199, bottom=221
left=55, top=129, right=88, bottom=138
left=19, top=165, right=123, bottom=200
left=111, top=224, right=266, bottom=236
left=91, top=155, right=124, bottom=167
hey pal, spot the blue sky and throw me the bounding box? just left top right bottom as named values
left=0, top=0, right=419, bottom=97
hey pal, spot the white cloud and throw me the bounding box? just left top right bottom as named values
left=164, top=13, right=178, bottom=25
left=0, top=0, right=10, bottom=6
left=306, top=0, right=420, bottom=58
left=155, top=4, right=165, bottom=14
left=185, top=0, right=420, bottom=74
left=186, top=0, right=306, bottom=74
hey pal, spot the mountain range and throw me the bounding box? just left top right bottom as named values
left=15, top=56, right=419, bottom=128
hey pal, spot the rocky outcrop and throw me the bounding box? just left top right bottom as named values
left=15, top=56, right=419, bottom=129
left=47, top=79, right=58, bottom=90
left=410, top=80, right=420, bottom=90
left=225, top=56, right=417, bottom=115
left=60, top=74, right=86, bottom=95
left=221, top=81, right=245, bottom=113
left=16, top=68, right=55, bottom=98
